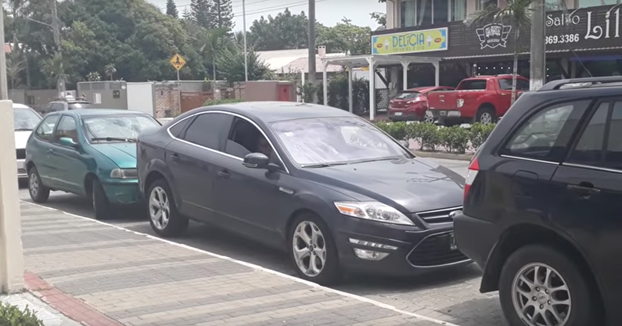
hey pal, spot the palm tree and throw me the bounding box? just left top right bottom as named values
left=467, top=0, right=532, bottom=104
left=199, top=28, right=231, bottom=81
left=86, top=71, right=101, bottom=81
left=6, top=51, right=26, bottom=89
left=104, top=64, right=116, bottom=81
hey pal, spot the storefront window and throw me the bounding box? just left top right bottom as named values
left=578, top=0, right=620, bottom=7
left=451, top=0, right=467, bottom=21
left=417, top=0, right=433, bottom=25
left=545, top=0, right=563, bottom=10
left=401, top=0, right=418, bottom=27
left=476, top=0, right=498, bottom=10
left=400, top=0, right=461, bottom=27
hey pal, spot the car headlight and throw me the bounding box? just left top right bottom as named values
left=110, top=168, right=138, bottom=179
left=334, top=201, right=414, bottom=225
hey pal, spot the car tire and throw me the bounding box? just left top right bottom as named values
left=475, top=106, right=496, bottom=125
left=147, top=179, right=188, bottom=237
left=92, top=178, right=112, bottom=220
left=28, top=166, right=50, bottom=203
left=288, top=213, right=341, bottom=285
left=499, top=245, right=594, bottom=326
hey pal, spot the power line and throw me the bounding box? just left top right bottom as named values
left=169, top=0, right=328, bottom=17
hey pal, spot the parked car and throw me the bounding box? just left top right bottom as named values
left=25, top=109, right=161, bottom=219
left=427, top=75, right=530, bottom=125
left=41, top=98, right=94, bottom=115
left=13, top=103, right=42, bottom=180
left=388, top=86, right=455, bottom=122
left=455, top=76, right=622, bottom=326
left=137, top=101, right=469, bottom=284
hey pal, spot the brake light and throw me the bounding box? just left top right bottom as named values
left=464, top=157, right=479, bottom=202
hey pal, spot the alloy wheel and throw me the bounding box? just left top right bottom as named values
left=29, top=172, right=39, bottom=197
left=424, top=111, right=434, bottom=123
left=480, top=112, right=493, bottom=124
left=292, top=221, right=327, bottom=277
left=149, top=186, right=170, bottom=230
left=512, top=263, right=571, bottom=326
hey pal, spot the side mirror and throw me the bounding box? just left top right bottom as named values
left=59, top=137, right=78, bottom=148
left=243, top=153, right=269, bottom=169
left=399, top=140, right=410, bottom=149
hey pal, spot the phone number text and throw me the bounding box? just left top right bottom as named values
left=545, top=34, right=580, bottom=44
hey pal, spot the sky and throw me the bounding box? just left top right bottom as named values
left=148, top=0, right=386, bottom=30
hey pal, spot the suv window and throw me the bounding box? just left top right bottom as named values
left=182, top=113, right=231, bottom=150
left=502, top=100, right=590, bottom=161
left=459, top=80, right=487, bottom=90
left=54, top=116, right=78, bottom=143
left=499, top=79, right=530, bottom=91
left=35, top=115, right=60, bottom=141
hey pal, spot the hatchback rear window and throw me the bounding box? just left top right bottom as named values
left=395, top=92, right=420, bottom=100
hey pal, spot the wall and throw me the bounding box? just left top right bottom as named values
left=153, top=83, right=180, bottom=118
left=9, top=89, right=59, bottom=112
left=127, top=82, right=155, bottom=116
left=77, top=82, right=128, bottom=110
left=243, top=81, right=278, bottom=101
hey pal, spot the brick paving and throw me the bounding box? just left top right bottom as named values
left=20, top=202, right=458, bottom=326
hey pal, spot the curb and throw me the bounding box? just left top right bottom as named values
left=411, top=150, right=474, bottom=161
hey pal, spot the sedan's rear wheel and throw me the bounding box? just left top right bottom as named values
left=289, top=213, right=341, bottom=285
left=148, top=179, right=188, bottom=237
left=28, top=166, right=50, bottom=203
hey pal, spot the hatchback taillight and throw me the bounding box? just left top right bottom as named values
left=464, top=157, right=479, bottom=202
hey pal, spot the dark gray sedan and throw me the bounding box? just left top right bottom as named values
left=137, top=102, right=469, bottom=284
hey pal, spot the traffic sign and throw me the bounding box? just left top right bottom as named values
left=170, top=54, right=186, bottom=71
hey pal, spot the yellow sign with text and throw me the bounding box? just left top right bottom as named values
left=372, top=27, right=448, bottom=55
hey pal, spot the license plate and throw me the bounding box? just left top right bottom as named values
left=440, top=111, right=447, bottom=116
left=449, top=232, right=458, bottom=251
left=448, top=111, right=461, bottom=117
left=395, top=112, right=402, bottom=116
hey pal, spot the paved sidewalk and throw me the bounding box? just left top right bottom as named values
left=20, top=202, right=458, bottom=326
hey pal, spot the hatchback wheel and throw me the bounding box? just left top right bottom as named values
left=424, top=111, right=435, bottom=123
left=289, top=213, right=341, bottom=285
left=499, top=245, right=594, bottom=326
left=28, top=166, right=49, bottom=203
left=148, top=179, right=188, bottom=237
left=92, top=178, right=112, bottom=220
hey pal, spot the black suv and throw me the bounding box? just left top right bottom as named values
left=455, top=76, right=622, bottom=326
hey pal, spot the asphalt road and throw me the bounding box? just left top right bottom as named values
left=18, top=158, right=507, bottom=326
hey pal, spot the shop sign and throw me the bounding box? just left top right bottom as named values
left=371, top=27, right=448, bottom=55
left=476, top=23, right=512, bottom=49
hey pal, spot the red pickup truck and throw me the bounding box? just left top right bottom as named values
left=426, top=75, right=530, bottom=125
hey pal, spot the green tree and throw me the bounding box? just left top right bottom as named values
left=190, top=0, right=211, bottom=28
left=211, top=0, right=234, bottom=31
left=166, top=0, right=178, bottom=18
left=216, top=44, right=272, bottom=82
left=86, top=71, right=101, bottom=81
left=104, top=63, right=117, bottom=80
left=318, top=18, right=372, bottom=55
left=6, top=51, right=26, bottom=89
left=199, top=27, right=232, bottom=80
left=468, top=0, right=532, bottom=103
left=370, top=12, right=386, bottom=27
left=247, top=9, right=312, bottom=50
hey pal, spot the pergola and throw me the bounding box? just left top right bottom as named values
left=321, top=54, right=442, bottom=120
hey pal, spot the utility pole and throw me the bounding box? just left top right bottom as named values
left=51, top=0, right=65, bottom=97
left=529, top=0, right=546, bottom=90
left=0, top=4, right=8, bottom=99
left=242, top=0, right=248, bottom=82
left=308, top=0, right=316, bottom=85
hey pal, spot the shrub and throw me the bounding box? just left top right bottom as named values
left=418, top=123, right=441, bottom=151
left=470, top=123, right=496, bottom=149
left=0, top=302, right=44, bottom=326
left=203, top=98, right=244, bottom=106
left=438, top=126, right=471, bottom=154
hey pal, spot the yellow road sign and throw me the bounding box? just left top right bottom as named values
left=170, top=54, right=186, bottom=70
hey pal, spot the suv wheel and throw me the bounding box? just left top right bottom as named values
left=288, top=213, right=341, bottom=285
left=499, top=245, right=594, bottom=326
left=147, top=179, right=188, bottom=237
left=28, top=166, right=50, bottom=203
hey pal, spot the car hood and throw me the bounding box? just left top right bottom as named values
left=302, top=158, right=464, bottom=213
left=91, top=143, right=137, bottom=169
left=15, top=130, right=32, bottom=150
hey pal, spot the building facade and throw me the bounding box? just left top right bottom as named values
left=379, top=0, right=622, bottom=88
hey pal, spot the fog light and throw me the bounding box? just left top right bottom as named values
left=349, top=238, right=397, bottom=250
left=353, top=248, right=389, bottom=261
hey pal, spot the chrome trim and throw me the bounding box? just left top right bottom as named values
left=500, top=154, right=560, bottom=165
left=415, top=206, right=463, bottom=215
left=405, top=231, right=471, bottom=269
left=414, top=206, right=463, bottom=223
left=166, top=111, right=290, bottom=174
left=563, top=162, right=622, bottom=174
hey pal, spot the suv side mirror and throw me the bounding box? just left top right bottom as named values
left=59, top=137, right=78, bottom=148
left=243, top=153, right=269, bottom=169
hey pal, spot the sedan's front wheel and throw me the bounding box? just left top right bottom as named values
left=148, top=179, right=188, bottom=237
left=289, top=213, right=341, bottom=285
left=499, top=245, right=595, bottom=326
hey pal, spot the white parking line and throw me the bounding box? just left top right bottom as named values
left=22, top=200, right=461, bottom=326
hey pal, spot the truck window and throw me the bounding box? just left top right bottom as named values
left=499, top=79, right=530, bottom=91
left=458, top=80, right=487, bottom=90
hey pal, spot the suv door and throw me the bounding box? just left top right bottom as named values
left=550, top=99, right=622, bottom=308
left=165, top=112, right=232, bottom=220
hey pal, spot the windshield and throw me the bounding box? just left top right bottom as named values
left=395, top=91, right=420, bottom=100
left=270, top=117, right=410, bottom=167
left=13, top=107, right=42, bottom=131
left=83, top=114, right=160, bottom=142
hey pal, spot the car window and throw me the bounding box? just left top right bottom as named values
left=84, top=114, right=160, bottom=142
left=54, top=116, right=78, bottom=143
left=35, top=115, right=60, bottom=141
left=395, top=91, right=420, bottom=100
left=50, top=103, right=64, bottom=112
left=499, top=79, right=530, bottom=91
left=182, top=113, right=231, bottom=150
left=502, top=100, right=591, bottom=162
left=567, top=103, right=609, bottom=166
left=225, top=117, right=276, bottom=160
left=459, top=80, right=487, bottom=90
left=169, top=118, right=191, bottom=138
left=13, top=107, right=41, bottom=131
left=603, top=101, right=622, bottom=169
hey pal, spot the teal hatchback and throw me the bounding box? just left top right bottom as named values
left=25, top=109, right=161, bottom=219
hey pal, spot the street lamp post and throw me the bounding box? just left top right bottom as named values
left=242, top=0, right=248, bottom=82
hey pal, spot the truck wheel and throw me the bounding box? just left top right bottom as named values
left=475, top=106, right=496, bottom=124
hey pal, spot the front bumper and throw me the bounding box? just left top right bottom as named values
left=102, top=181, right=143, bottom=205
left=16, top=159, right=27, bottom=179
left=335, top=216, right=471, bottom=277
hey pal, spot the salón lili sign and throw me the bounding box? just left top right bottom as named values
left=546, top=5, right=621, bottom=43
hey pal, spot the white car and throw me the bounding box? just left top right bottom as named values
left=13, top=103, right=42, bottom=180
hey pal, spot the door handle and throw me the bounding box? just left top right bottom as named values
left=566, top=183, right=600, bottom=198
left=217, top=169, right=230, bottom=179
left=47, top=149, right=54, bottom=154
left=171, top=153, right=180, bottom=162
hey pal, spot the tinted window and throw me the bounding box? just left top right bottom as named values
left=395, top=91, right=420, bottom=100
left=182, top=113, right=231, bottom=150
left=502, top=100, right=590, bottom=161
left=55, top=116, right=78, bottom=143
left=169, top=118, right=191, bottom=138
left=225, top=117, right=276, bottom=159
left=35, top=115, right=60, bottom=141
left=604, top=102, right=622, bottom=169
left=499, top=79, right=530, bottom=91
left=568, top=103, right=609, bottom=165
left=459, top=80, right=487, bottom=90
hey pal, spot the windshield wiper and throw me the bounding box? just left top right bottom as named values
left=302, top=162, right=350, bottom=168
left=91, top=137, right=137, bottom=143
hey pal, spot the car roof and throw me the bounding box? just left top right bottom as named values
left=189, top=101, right=354, bottom=123
left=49, top=109, right=149, bottom=117
left=13, top=103, right=33, bottom=109
left=405, top=86, right=452, bottom=93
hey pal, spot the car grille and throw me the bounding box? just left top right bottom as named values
left=407, top=232, right=469, bottom=267
left=415, top=206, right=462, bottom=224
left=16, top=149, right=25, bottom=160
